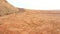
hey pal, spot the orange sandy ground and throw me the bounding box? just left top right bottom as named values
left=0, top=10, right=60, bottom=34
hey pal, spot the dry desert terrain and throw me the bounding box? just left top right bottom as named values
left=0, top=0, right=60, bottom=34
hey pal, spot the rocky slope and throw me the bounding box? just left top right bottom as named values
left=0, top=0, right=22, bottom=16
left=0, top=0, right=60, bottom=34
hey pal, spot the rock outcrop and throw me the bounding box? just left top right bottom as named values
left=0, top=0, right=25, bottom=16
